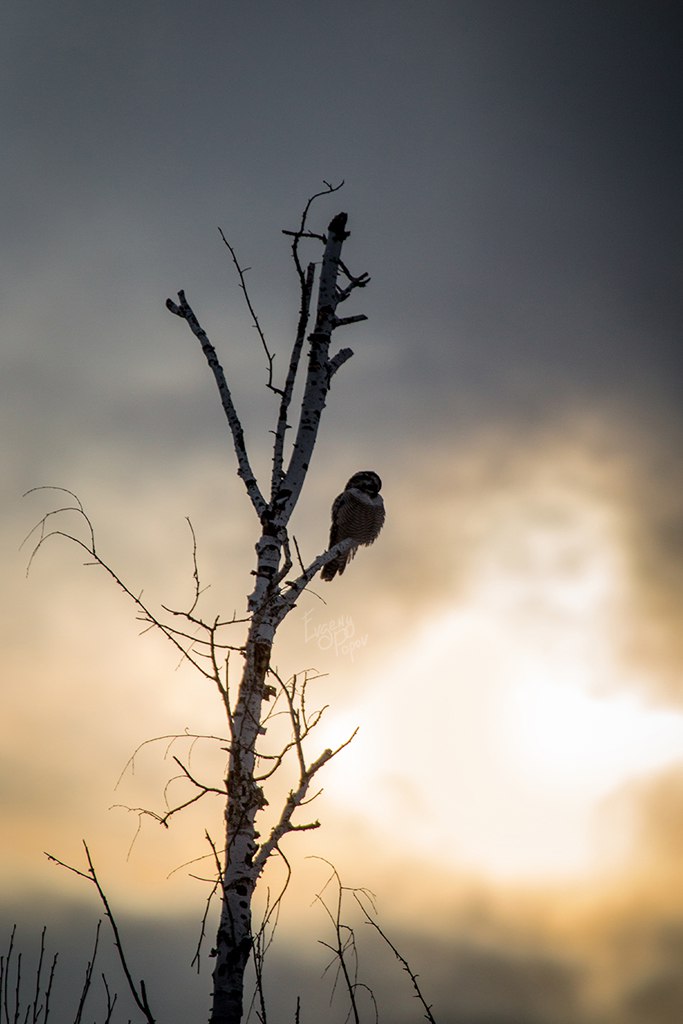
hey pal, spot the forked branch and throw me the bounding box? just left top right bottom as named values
left=271, top=181, right=345, bottom=494
left=23, top=488, right=244, bottom=689
left=313, top=862, right=377, bottom=1024
left=277, top=211, right=369, bottom=524
left=45, top=843, right=156, bottom=1024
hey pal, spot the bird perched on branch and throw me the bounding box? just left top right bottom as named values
left=327, top=212, right=350, bottom=240
left=321, top=471, right=385, bottom=581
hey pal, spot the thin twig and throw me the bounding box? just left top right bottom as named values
left=73, top=920, right=100, bottom=1024
left=23, top=489, right=218, bottom=681
left=284, top=180, right=344, bottom=283
left=315, top=867, right=361, bottom=1024
left=191, top=868, right=220, bottom=974
left=253, top=724, right=358, bottom=875
left=101, top=974, right=117, bottom=1024
left=30, top=927, right=46, bottom=1024
left=218, top=227, right=282, bottom=397
left=115, top=731, right=229, bottom=791
left=42, top=950, right=58, bottom=1024
left=185, top=517, right=207, bottom=616
left=45, top=843, right=156, bottom=1024
left=355, top=892, right=438, bottom=1023
left=312, top=862, right=379, bottom=1024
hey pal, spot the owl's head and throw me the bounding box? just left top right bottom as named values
left=346, top=470, right=382, bottom=497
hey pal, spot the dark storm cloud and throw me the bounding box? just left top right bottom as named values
left=3, top=0, right=681, bottom=460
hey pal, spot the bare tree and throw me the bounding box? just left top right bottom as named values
left=166, top=189, right=371, bottom=1024
left=26, top=184, right=377, bottom=1023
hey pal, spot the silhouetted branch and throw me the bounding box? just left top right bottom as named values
left=101, top=974, right=117, bottom=1024
left=184, top=516, right=207, bottom=616
left=190, top=844, right=221, bottom=974
left=271, top=181, right=344, bottom=493
left=355, top=893, right=438, bottom=1024
left=276, top=538, right=357, bottom=617
left=283, top=180, right=344, bottom=283
left=218, top=227, right=282, bottom=398
left=271, top=261, right=315, bottom=495
left=167, top=830, right=226, bottom=884
left=23, top=490, right=249, bottom=743
left=252, top=674, right=357, bottom=875
left=0, top=924, right=114, bottom=1024
left=23, top=489, right=238, bottom=682
left=276, top=212, right=366, bottom=524
left=115, top=731, right=228, bottom=789
left=165, top=291, right=267, bottom=519
left=31, top=925, right=48, bottom=1024
left=45, top=843, right=156, bottom=1024
left=73, top=920, right=101, bottom=1024
left=313, top=862, right=378, bottom=1024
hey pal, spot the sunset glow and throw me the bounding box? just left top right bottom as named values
left=3, top=4, right=682, bottom=1020
left=319, top=468, right=683, bottom=881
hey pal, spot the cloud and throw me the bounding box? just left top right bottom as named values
left=3, top=5, right=682, bottom=1021
left=0, top=889, right=593, bottom=1024
left=623, top=767, right=683, bottom=881
left=342, top=412, right=683, bottom=705
left=6, top=763, right=683, bottom=1024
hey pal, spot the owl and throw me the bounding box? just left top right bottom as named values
left=321, top=470, right=385, bottom=581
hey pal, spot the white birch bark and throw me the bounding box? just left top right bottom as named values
left=167, top=211, right=369, bottom=1024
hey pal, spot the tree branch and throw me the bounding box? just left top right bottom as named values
left=354, top=892, right=438, bottom=1024
left=313, top=862, right=376, bottom=1024
left=252, top=671, right=357, bottom=876
left=327, top=346, right=354, bottom=379
left=45, top=843, right=156, bottom=1024
left=23, top=488, right=243, bottom=688
left=166, top=291, right=267, bottom=519
left=217, top=228, right=282, bottom=397
left=274, top=538, right=356, bottom=619
left=271, top=261, right=315, bottom=495
left=277, top=213, right=366, bottom=523
left=283, top=180, right=344, bottom=284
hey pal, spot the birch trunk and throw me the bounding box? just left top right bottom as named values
left=209, top=618, right=272, bottom=1024
left=171, top=209, right=368, bottom=1024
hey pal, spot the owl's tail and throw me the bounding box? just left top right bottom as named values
left=321, top=546, right=357, bottom=581
left=321, top=556, right=342, bottom=581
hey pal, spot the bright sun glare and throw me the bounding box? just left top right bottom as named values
left=322, top=474, right=683, bottom=881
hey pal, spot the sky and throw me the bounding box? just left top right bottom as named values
left=2, top=1, right=683, bottom=1020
